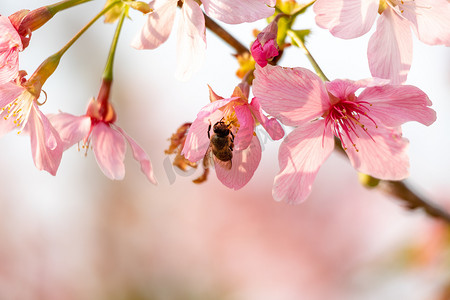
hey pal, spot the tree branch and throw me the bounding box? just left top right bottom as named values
left=333, top=138, right=450, bottom=223
left=203, top=13, right=249, bottom=55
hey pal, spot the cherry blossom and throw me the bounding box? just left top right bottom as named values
left=0, top=76, right=63, bottom=175
left=48, top=98, right=157, bottom=184
left=313, top=0, right=450, bottom=84
left=253, top=64, right=436, bottom=203
left=132, top=0, right=275, bottom=80
left=0, top=15, right=23, bottom=84
left=182, top=83, right=284, bottom=190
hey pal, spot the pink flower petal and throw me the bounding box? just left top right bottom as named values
left=0, top=109, right=18, bottom=137
left=92, top=122, right=126, bottom=180
left=344, top=125, right=409, bottom=180
left=202, top=0, right=275, bottom=24
left=175, top=0, right=206, bottom=81
left=401, top=0, right=450, bottom=46
left=234, top=104, right=254, bottom=151
left=0, top=16, right=22, bottom=84
left=249, top=97, right=284, bottom=141
left=359, top=84, right=436, bottom=127
left=0, top=82, right=24, bottom=108
left=131, top=0, right=177, bottom=50
left=314, top=0, right=378, bottom=39
left=253, top=64, right=329, bottom=126
left=25, top=104, right=63, bottom=176
left=215, top=134, right=262, bottom=190
left=115, top=125, right=158, bottom=184
left=368, top=8, right=413, bottom=84
left=47, top=113, right=91, bottom=150
left=182, top=100, right=232, bottom=162
left=198, top=98, right=233, bottom=118
left=251, top=39, right=279, bottom=67
left=273, top=120, right=334, bottom=204
left=325, top=79, right=363, bottom=100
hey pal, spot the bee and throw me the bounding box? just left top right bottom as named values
left=204, top=119, right=235, bottom=170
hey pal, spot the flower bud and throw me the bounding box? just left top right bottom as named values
left=358, top=173, right=380, bottom=188
left=250, top=16, right=283, bottom=67
left=25, top=54, right=61, bottom=96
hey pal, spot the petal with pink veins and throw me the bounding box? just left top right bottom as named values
left=0, top=109, right=19, bottom=137
left=131, top=0, right=178, bottom=50
left=314, top=0, right=379, bottom=39
left=325, top=79, right=363, bottom=100
left=344, top=124, right=409, bottom=180
left=253, top=64, right=329, bottom=126
left=215, top=134, right=262, bottom=190
left=182, top=109, right=224, bottom=163
left=92, top=122, right=126, bottom=180
left=249, top=97, right=284, bottom=141
left=47, top=113, right=91, bottom=150
left=202, top=0, right=275, bottom=24
left=0, top=82, right=24, bottom=108
left=197, top=98, right=233, bottom=118
left=400, top=0, right=450, bottom=46
left=181, top=99, right=233, bottom=162
left=358, top=84, right=436, bottom=127
left=0, top=16, right=22, bottom=84
left=234, top=104, right=254, bottom=151
left=368, top=8, right=413, bottom=84
left=273, top=120, right=334, bottom=204
left=115, top=125, right=158, bottom=184
left=25, top=104, right=63, bottom=176
left=175, top=0, right=206, bottom=81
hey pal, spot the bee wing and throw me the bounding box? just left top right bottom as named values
left=213, top=155, right=232, bottom=170
left=202, top=145, right=214, bottom=169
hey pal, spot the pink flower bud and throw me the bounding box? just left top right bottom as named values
left=250, top=16, right=281, bottom=67
left=9, top=7, right=53, bottom=49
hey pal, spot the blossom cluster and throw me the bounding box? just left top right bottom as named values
left=1, top=0, right=448, bottom=204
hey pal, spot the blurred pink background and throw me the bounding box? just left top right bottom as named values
left=1, top=1, right=449, bottom=299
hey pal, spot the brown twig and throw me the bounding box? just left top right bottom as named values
left=334, top=138, right=450, bottom=224
left=203, top=13, right=249, bottom=55
left=378, top=181, right=450, bottom=222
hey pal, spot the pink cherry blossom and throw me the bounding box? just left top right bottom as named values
left=181, top=83, right=284, bottom=190
left=313, top=0, right=450, bottom=84
left=132, top=0, right=275, bottom=80
left=131, top=0, right=206, bottom=81
left=0, top=79, right=62, bottom=175
left=253, top=64, right=436, bottom=203
left=48, top=99, right=157, bottom=184
left=0, top=15, right=23, bottom=84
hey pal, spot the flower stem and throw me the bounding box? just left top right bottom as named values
left=97, top=9, right=127, bottom=110
left=55, top=0, right=121, bottom=58
left=286, top=29, right=329, bottom=82
left=103, top=8, right=127, bottom=82
left=26, top=0, right=121, bottom=97
left=47, top=0, right=93, bottom=16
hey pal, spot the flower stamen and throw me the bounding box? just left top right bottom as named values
left=324, top=99, right=378, bottom=152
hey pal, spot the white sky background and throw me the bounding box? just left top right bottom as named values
left=0, top=0, right=449, bottom=298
